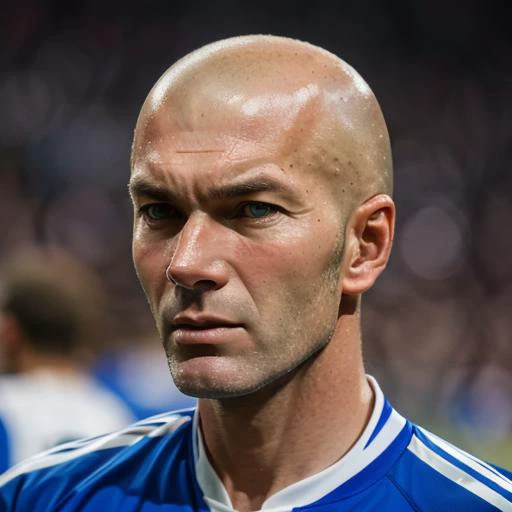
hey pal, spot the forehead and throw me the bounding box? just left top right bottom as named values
left=131, top=39, right=351, bottom=165
left=133, top=104, right=351, bottom=222
left=131, top=76, right=329, bottom=190
left=134, top=81, right=323, bottom=156
left=130, top=129, right=318, bottom=204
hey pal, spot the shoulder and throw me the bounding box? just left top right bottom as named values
left=0, top=374, right=34, bottom=402
left=0, top=408, right=196, bottom=511
left=0, top=373, right=135, bottom=467
left=387, top=424, right=512, bottom=511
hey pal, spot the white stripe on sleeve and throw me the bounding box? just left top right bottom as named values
left=408, top=435, right=512, bottom=511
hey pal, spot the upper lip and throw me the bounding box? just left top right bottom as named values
left=170, top=315, right=242, bottom=329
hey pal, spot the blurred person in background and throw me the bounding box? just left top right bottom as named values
left=0, top=247, right=134, bottom=472
left=0, top=35, right=510, bottom=511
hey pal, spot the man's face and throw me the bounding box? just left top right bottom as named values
left=130, top=89, right=346, bottom=398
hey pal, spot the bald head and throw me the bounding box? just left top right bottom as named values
left=132, top=35, right=392, bottom=216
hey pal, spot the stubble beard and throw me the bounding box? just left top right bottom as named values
left=163, top=320, right=338, bottom=401
left=161, top=233, right=346, bottom=400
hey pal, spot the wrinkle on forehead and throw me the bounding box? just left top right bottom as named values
left=136, top=132, right=280, bottom=171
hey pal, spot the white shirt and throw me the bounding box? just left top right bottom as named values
left=0, top=369, right=134, bottom=468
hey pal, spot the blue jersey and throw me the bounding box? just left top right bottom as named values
left=0, top=378, right=510, bottom=511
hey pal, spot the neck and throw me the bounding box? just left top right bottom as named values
left=198, top=314, right=373, bottom=511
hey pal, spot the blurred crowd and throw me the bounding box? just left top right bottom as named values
left=0, top=0, right=510, bottom=468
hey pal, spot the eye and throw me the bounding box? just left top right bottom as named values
left=239, top=202, right=278, bottom=219
left=140, top=203, right=177, bottom=221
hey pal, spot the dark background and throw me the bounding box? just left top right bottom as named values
left=0, top=0, right=511, bottom=463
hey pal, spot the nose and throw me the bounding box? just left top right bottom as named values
left=166, top=213, right=229, bottom=291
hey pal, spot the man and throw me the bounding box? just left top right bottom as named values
left=0, top=248, right=134, bottom=472
left=0, top=35, right=510, bottom=511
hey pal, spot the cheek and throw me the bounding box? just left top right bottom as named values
left=234, top=226, right=340, bottom=299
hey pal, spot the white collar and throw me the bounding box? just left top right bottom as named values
left=193, top=376, right=406, bottom=512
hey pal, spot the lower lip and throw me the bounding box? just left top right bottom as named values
left=172, top=326, right=244, bottom=345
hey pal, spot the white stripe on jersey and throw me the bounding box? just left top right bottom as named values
left=0, top=415, right=191, bottom=487
left=29, top=410, right=194, bottom=458
left=408, top=435, right=512, bottom=511
left=419, top=428, right=512, bottom=494
left=136, top=408, right=196, bottom=426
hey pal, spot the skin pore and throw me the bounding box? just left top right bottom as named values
left=131, top=35, right=394, bottom=511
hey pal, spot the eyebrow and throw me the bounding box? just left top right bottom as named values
left=128, top=175, right=297, bottom=204
left=128, top=178, right=173, bottom=203
left=207, top=180, right=283, bottom=200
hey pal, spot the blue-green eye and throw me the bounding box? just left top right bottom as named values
left=141, top=203, right=175, bottom=221
left=241, top=203, right=275, bottom=218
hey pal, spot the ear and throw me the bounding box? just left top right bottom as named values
left=341, top=194, right=395, bottom=295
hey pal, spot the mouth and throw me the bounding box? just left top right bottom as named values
left=170, top=316, right=245, bottom=345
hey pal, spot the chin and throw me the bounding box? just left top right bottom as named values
left=173, top=376, right=264, bottom=400
left=172, top=362, right=303, bottom=402
left=177, top=385, right=253, bottom=400
left=168, top=356, right=266, bottom=400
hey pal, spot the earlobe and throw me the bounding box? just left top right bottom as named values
left=342, top=194, right=395, bottom=295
